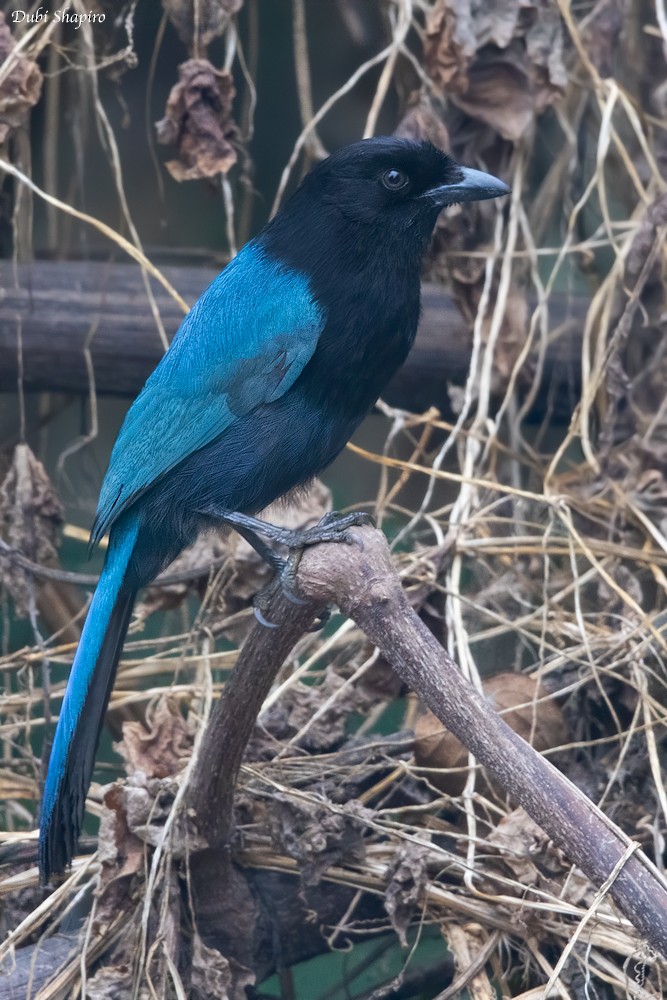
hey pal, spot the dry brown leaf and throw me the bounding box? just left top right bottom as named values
left=156, top=59, right=239, bottom=181
left=191, top=934, right=255, bottom=1000
left=0, top=13, right=43, bottom=144
left=100, top=766, right=193, bottom=861
left=448, top=279, right=528, bottom=388
left=115, top=697, right=193, bottom=780
left=424, top=0, right=566, bottom=140
left=414, top=672, right=568, bottom=795
left=394, top=91, right=451, bottom=152
left=162, top=0, right=243, bottom=49
left=97, top=783, right=145, bottom=880
left=625, top=192, right=667, bottom=289
left=596, top=563, right=643, bottom=618
left=0, top=444, right=64, bottom=615
left=269, top=794, right=366, bottom=885
left=491, top=286, right=529, bottom=384
left=264, top=668, right=369, bottom=752
left=384, top=842, right=429, bottom=946
left=581, top=0, right=625, bottom=77
left=85, top=964, right=135, bottom=1000
left=486, top=806, right=558, bottom=884
left=486, top=806, right=590, bottom=903
left=651, top=79, right=667, bottom=176
left=450, top=45, right=561, bottom=141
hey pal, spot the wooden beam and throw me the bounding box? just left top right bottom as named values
left=0, top=260, right=582, bottom=421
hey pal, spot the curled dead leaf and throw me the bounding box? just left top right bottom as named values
left=450, top=43, right=563, bottom=141
left=262, top=668, right=369, bottom=752
left=162, top=0, right=243, bottom=49
left=488, top=284, right=529, bottom=385
left=581, top=0, right=624, bottom=77
left=424, top=0, right=566, bottom=141
left=0, top=13, right=43, bottom=144
left=191, top=935, right=255, bottom=1000
left=115, top=697, right=193, bottom=780
left=0, top=444, right=64, bottom=615
left=269, top=794, right=366, bottom=885
left=97, top=783, right=144, bottom=880
left=596, top=563, right=643, bottom=619
left=384, top=843, right=429, bottom=946
left=100, top=766, right=197, bottom=862
left=414, top=672, right=568, bottom=795
left=84, top=964, right=135, bottom=1000
left=486, top=806, right=561, bottom=884
left=156, top=59, right=239, bottom=181
left=394, top=91, right=451, bottom=152
left=486, top=806, right=590, bottom=904
left=625, top=192, right=667, bottom=289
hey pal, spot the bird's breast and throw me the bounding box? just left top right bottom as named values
left=305, top=277, right=420, bottom=418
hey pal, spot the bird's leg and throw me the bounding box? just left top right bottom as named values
left=230, top=522, right=286, bottom=574
left=227, top=522, right=300, bottom=628
left=216, top=516, right=304, bottom=627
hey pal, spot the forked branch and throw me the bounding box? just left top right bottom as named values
left=188, top=525, right=667, bottom=958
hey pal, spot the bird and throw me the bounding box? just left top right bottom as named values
left=39, top=137, right=509, bottom=881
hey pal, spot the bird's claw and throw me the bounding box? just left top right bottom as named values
left=254, top=582, right=327, bottom=629
left=254, top=605, right=279, bottom=629
left=253, top=547, right=307, bottom=626
left=294, top=510, right=376, bottom=548
left=282, top=586, right=308, bottom=606
left=315, top=510, right=376, bottom=532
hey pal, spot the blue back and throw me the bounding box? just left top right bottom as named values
left=92, top=242, right=325, bottom=542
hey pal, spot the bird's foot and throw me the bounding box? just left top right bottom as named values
left=251, top=511, right=374, bottom=629
left=288, top=510, right=376, bottom=549
left=252, top=554, right=302, bottom=629
left=198, top=506, right=374, bottom=627
left=253, top=547, right=330, bottom=631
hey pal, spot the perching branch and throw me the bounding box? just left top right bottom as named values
left=188, top=586, right=322, bottom=848
left=188, top=525, right=667, bottom=959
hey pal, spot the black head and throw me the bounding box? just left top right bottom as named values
left=260, top=137, right=509, bottom=313
left=289, top=137, right=509, bottom=239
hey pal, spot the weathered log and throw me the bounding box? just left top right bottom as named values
left=0, top=260, right=582, bottom=420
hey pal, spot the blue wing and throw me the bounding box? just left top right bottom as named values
left=92, top=242, right=325, bottom=543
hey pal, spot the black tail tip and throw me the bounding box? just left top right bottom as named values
left=39, top=813, right=78, bottom=885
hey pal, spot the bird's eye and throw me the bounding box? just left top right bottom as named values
left=381, top=168, right=409, bottom=191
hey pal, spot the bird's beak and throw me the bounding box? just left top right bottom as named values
left=422, top=166, right=510, bottom=207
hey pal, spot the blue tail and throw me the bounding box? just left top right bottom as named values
left=39, top=513, right=141, bottom=882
